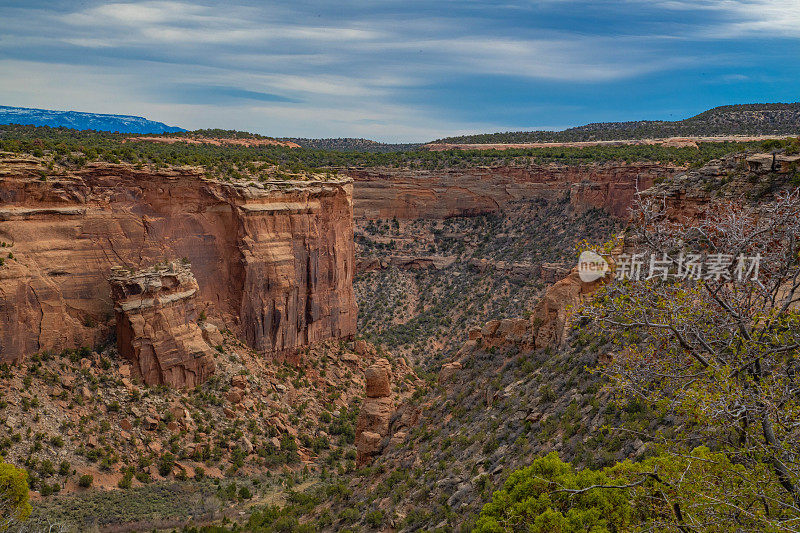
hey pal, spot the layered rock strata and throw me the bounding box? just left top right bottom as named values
left=0, top=156, right=356, bottom=364
left=348, top=163, right=679, bottom=220
left=109, top=261, right=215, bottom=387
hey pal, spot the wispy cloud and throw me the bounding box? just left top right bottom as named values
left=645, top=0, right=800, bottom=38
left=0, top=0, right=797, bottom=141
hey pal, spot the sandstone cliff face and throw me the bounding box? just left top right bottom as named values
left=109, top=262, right=216, bottom=388
left=0, top=156, right=356, bottom=364
left=348, top=163, right=678, bottom=220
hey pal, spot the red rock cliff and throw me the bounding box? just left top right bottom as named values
left=347, top=163, right=679, bottom=220
left=0, top=156, right=356, bottom=363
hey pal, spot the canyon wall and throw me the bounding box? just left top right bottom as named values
left=347, top=163, right=680, bottom=220
left=0, top=156, right=356, bottom=364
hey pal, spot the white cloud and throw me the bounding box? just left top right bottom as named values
left=62, top=1, right=385, bottom=46
left=0, top=59, right=502, bottom=142
left=645, top=0, right=800, bottom=38
left=1, top=0, right=797, bottom=140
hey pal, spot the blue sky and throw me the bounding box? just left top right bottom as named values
left=0, top=0, right=798, bottom=142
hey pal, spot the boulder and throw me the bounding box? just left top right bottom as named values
left=143, top=416, right=159, bottom=431
left=438, top=362, right=462, bottom=385
left=231, top=375, right=248, bottom=390
left=365, top=358, right=392, bottom=398
left=354, top=339, right=369, bottom=355
left=199, top=322, right=224, bottom=347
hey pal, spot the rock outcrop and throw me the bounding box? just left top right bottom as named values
left=355, top=358, right=395, bottom=465
left=109, top=261, right=215, bottom=387
left=0, top=156, right=356, bottom=363
left=457, top=264, right=610, bottom=359
left=642, top=152, right=800, bottom=221
left=477, top=318, right=533, bottom=351
left=530, top=268, right=608, bottom=349
left=348, top=163, right=678, bottom=220
left=354, top=356, right=421, bottom=466
left=438, top=361, right=462, bottom=385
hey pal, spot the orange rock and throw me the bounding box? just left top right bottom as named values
left=356, top=359, right=396, bottom=465
left=0, top=160, right=356, bottom=367
left=199, top=322, right=224, bottom=346
left=110, top=262, right=216, bottom=388
left=531, top=269, right=607, bottom=349
left=60, top=375, right=75, bottom=390
left=355, top=397, right=395, bottom=465
left=438, top=362, right=462, bottom=385
left=354, top=339, right=369, bottom=355
left=365, top=358, right=392, bottom=398
left=348, top=163, right=670, bottom=221
left=143, top=416, right=159, bottom=431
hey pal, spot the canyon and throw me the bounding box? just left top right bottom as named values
left=0, top=157, right=680, bottom=373
left=349, top=162, right=680, bottom=365
left=4, top=142, right=786, bottom=531
left=0, top=156, right=356, bottom=377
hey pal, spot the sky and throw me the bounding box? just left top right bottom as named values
left=0, top=0, right=799, bottom=142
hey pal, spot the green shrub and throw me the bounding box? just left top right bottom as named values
left=475, top=452, right=634, bottom=533
left=366, top=510, right=384, bottom=528
left=157, top=452, right=175, bottom=477
left=117, top=470, right=133, bottom=489
left=78, top=474, right=93, bottom=488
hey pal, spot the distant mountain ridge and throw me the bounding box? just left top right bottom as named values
left=0, top=105, right=184, bottom=134
left=435, top=103, right=800, bottom=144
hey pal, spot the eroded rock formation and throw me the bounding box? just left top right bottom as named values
left=356, top=358, right=395, bottom=465
left=451, top=264, right=610, bottom=364
left=355, top=356, right=421, bottom=465
left=530, top=268, right=608, bottom=349
left=109, top=261, right=215, bottom=387
left=0, top=156, right=356, bottom=363
left=348, top=163, right=678, bottom=220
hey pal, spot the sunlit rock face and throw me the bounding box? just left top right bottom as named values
left=0, top=156, right=357, bottom=364
left=347, top=163, right=676, bottom=221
